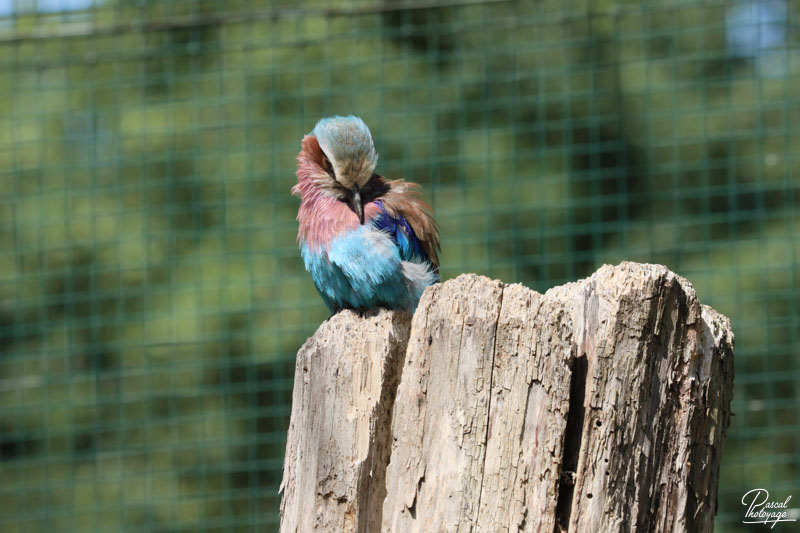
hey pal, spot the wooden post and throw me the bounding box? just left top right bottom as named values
left=280, top=262, right=734, bottom=533
left=279, top=310, right=411, bottom=532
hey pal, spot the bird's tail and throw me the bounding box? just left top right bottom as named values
left=400, top=261, right=439, bottom=311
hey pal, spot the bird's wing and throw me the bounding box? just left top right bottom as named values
left=372, top=200, right=428, bottom=263
left=373, top=180, right=440, bottom=267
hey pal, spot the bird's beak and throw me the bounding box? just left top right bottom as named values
left=351, top=187, right=365, bottom=225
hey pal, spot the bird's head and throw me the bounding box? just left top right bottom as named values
left=294, top=115, right=387, bottom=224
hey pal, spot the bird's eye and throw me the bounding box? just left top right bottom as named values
left=321, top=154, right=335, bottom=179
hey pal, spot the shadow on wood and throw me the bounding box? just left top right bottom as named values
left=280, top=262, right=734, bottom=533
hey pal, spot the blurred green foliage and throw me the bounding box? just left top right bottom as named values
left=0, top=0, right=797, bottom=531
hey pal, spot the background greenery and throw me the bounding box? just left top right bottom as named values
left=0, top=0, right=797, bottom=531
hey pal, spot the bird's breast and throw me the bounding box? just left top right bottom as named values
left=297, top=197, right=382, bottom=250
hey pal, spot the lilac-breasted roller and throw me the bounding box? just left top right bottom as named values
left=292, top=115, right=440, bottom=313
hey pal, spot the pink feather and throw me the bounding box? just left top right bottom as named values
left=293, top=135, right=380, bottom=250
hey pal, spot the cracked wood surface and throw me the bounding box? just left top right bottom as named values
left=279, top=309, right=411, bottom=533
left=280, top=262, right=734, bottom=533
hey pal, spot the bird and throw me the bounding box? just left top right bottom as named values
left=292, top=115, right=440, bottom=313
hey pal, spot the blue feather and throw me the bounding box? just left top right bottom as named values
left=372, top=200, right=431, bottom=264
left=301, top=224, right=436, bottom=312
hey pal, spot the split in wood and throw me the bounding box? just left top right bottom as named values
left=280, top=262, right=734, bottom=533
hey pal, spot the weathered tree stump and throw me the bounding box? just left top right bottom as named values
left=280, top=262, right=734, bottom=533
left=279, top=310, right=410, bottom=532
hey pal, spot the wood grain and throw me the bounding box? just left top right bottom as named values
left=281, top=263, right=734, bottom=533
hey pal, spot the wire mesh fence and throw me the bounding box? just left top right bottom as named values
left=0, top=0, right=797, bottom=531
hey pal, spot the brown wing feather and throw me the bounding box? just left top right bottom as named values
left=379, top=178, right=441, bottom=267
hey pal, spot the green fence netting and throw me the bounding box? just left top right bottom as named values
left=0, top=1, right=797, bottom=531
